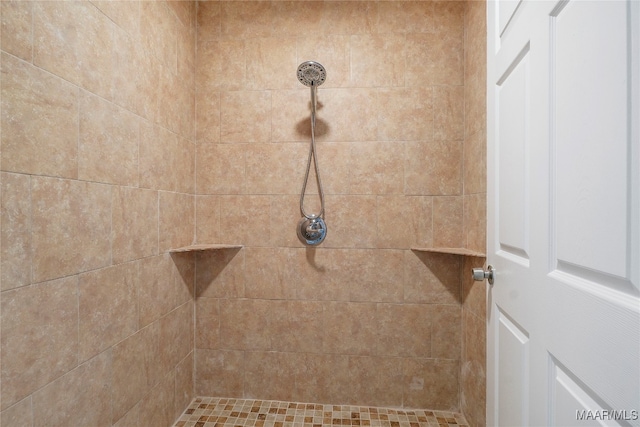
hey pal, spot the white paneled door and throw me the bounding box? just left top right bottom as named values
left=487, top=1, right=640, bottom=426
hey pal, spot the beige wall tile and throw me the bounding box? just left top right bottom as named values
left=197, top=40, right=245, bottom=93
left=377, top=303, right=431, bottom=358
left=315, top=89, right=378, bottom=142
left=219, top=298, right=272, bottom=350
left=34, top=2, right=115, bottom=100
left=376, top=195, right=420, bottom=249
left=464, top=129, right=487, bottom=195
left=349, top=142, right=403, bottom=195
left=345, top=249, right=404, bottom=303
left=404, top=251, right=461, bottom=305
left=92, top=1, right=140, bottom=39
left=157, top=66, right=194, bottom=140
left=78, top=91, right=140, bottom=186
left=403, top=2, right=435, bottom=34
left=464, top=193, right=486, bottom=254
left=78, top=263, right=138, bottom=363
left=197, top=143, right=246, bottom=195
left=111, top=30, right=146, bottom=118
left=406, top=33, right=464, bottom=87
left=169, top=1, right=195, bottom=30
left=294, top=353, right=350, bottom=404
left=432, top=1, right=466, bottom=37
left=346, top=196, right=432, bottom=251
left=140, top=2, right=178, bottom=72
left=347, top=356, right=404, bottom=407
left=287, top=248, right=350, bottom=302
left=137, top=372, right=175, bottom=427
left=316, top=2, right=378, bottom=36
left=140, top=123, right=195, bottom=193
left=196, top=2, right=221, bottom=41
left=434, top=85, right=465, bottom=141
left=32, top=351, right=111, bottom=427
left=219, top=195, right=271, bottom=246
left=465, top=72, right=487, bottom=141
left=159, top=191, right=195, bottom=252
left=246, top=37, right=298, bottom=90
left=0, top=277, right=79, bottom=410
left=244, top=351, right=297, bottom=401
left=1, top=53, right=78, bottom=179
left=270, top=300, right=324, bottom=354
left=323, top=195, right=377, bottom=248
left=221, top=90, right=272, bottom=143
left=350, top=34, right=406, bottom=87
left=195, top=249, right=245, bottom=298
left=245, top=143, right=307, bottom=195
left=323, top=302, right=378, bottom=356
left=196, top=195, right=221, bottom=243
left=31, top=177, right=111, bottom=283
left=432, top=304, right=462, bottom=359
left=178, top=24, right=196, bottom=88
left=111, top=323, right=161, bottom=422
left=1, top=1, right=33, bottom=61
left=220, top=2, right=274, bottom=39
left=462, top=309, right=486, bottom=427
left=138, top=255, right=179, bottom=328
left=433, top=196, right=464, bottom=248
left=0, top=397, right=32, bottom=427
left=171, top=250, right=196, bottom=305
left=112, top=186, right=159, bottom=264
left=112, top=401, right=141, bottom=427
left=269, top=195, right=303, bottom=247
left=158, top=302, right=193, bottom=375
left=1, top=172, right=31, bottom=291
left=405, top=141, right=463, bottom=196
left=196, top=89, right=221, bottom=144
left=175, top=353, right=194, bottom=422
left=374, top=2, right=409, bottom=34
left=377, top=87, right=434, bottom=141
left=196, top=297, right=220, bottom=349
left=244, top=247, right=296, bottom=300
left=465, top=0, right=487, bottom=82
left=317, top=142, right=351, bottom=195
left=271, top=89, right=309, bottom=143
left=195, top=349, right=245, bottom=397
left=403, top=358, right=459, bottom=410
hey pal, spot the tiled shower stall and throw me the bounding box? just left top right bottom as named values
left=0, top=1, right=486, bottom=426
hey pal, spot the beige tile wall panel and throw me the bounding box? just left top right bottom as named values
left=30, top=177, right=111, bottom=283
left=404, top=141, right=463, bottom=196
left=78, top=263, right=138, bottom=363
left=111, top=186, right=159, bottom=264
left=1, top=53, right=79, bottom=179
left=0, top=276, right=79, bottom=410
left=0, top=172, right=31, bottom=291
left=78, top=91, right=140, bottom=186
left=0, top=1, right=33, bottom=62
left=32, top=351, right=111, bottom=427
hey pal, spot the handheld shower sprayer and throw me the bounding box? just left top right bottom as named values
left=296, top=61, right=327, bottom=246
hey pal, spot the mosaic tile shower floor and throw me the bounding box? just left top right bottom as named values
left=173, top=397, right=469, bottom=427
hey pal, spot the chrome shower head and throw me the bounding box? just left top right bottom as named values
left=297, top=61, right=326, bottom=87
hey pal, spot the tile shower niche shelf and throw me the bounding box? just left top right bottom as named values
left=169, top=244, right=243, bottom=253
left=411, top=247, right=486, bottom=257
